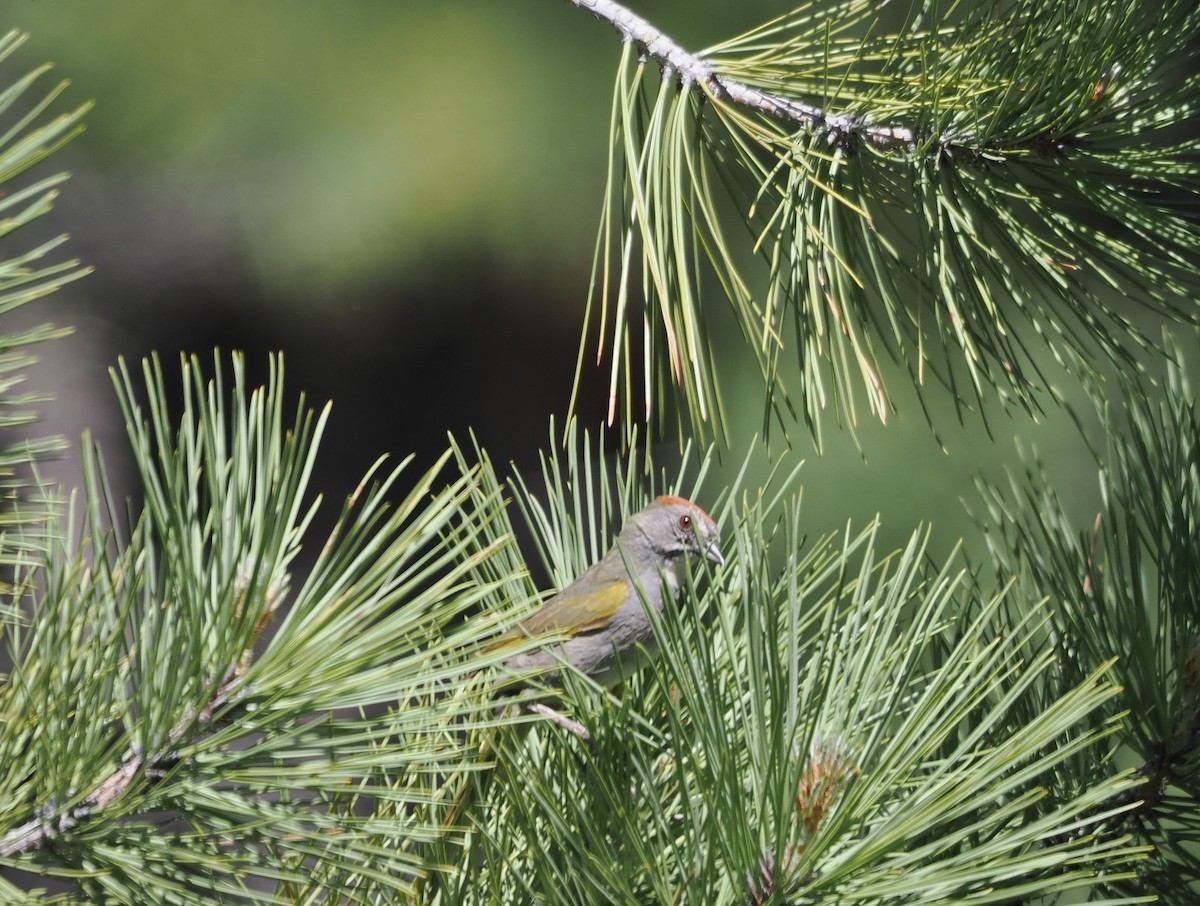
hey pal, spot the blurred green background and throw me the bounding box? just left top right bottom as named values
left=8, top=0, right=1121, bottom=573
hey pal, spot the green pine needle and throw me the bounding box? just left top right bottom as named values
left=575, top=0, right=1200, bottom=446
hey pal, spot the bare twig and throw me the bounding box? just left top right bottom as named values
left=0, top=664, right=249, bottom=859
left=1043, top=659, right=1200, bottom=852
left=1110, top=698, right=1200, bottom=824
left=569, top=0, right=1089, bottom=161
left=526, top=701, right=591, bottom=740
left=569, top=0, right=923, bottom=153
left=0, top=568, right=288, bottom=860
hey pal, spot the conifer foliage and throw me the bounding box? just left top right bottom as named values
left=1, top=1, right=1199, bottom=901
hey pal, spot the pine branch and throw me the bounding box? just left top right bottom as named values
left=437, top=429, right=1148, bottom=903
left=1121, top=695, right=1200, bottom=822
left=0, top=354, right=551, bottom=901
left=571, top=0, right=1187, bottom=167
left=568, top=0, right=1200, bottom=445
left=973, top=332, right=1200, bottom=894
left=0, top=570, right=283, bottom=861
left=571, top=0, right=926, bottom=156
left=0, top=32, right=91, bottom=565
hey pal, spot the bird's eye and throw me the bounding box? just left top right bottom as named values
left=678, top=514, right=692, bottom=532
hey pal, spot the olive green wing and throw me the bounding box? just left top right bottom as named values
left=512, top=578, right=628, bottom=640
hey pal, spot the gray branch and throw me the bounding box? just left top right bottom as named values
left=0, top=663, right=249, bottom=860
left=0, top=566, right=286, bottom=862
left=568, top=0, right=920, bottom=151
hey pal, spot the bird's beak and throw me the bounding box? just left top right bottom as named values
left=705, top=539, right=725, bottom=566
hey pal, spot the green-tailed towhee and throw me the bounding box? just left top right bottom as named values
left=497, top=495, right=724, bottom=688
left=434, top=496, right=724, bottom=838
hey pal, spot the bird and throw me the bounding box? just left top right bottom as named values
left=496, top=495, right=724, bottom=691
left=432, top=496, right=724, bottom=850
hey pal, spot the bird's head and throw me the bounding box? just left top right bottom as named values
left=627, top=495, right=724, bottom=566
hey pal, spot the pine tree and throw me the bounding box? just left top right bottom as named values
left=1, top=1, right=1198, bottom=902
